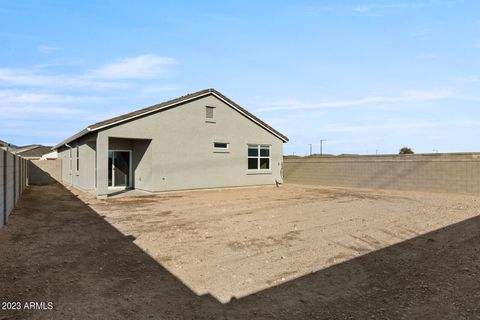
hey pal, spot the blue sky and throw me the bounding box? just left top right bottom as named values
left=1, top=0, right=479, bottom=155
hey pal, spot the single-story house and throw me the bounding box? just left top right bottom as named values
left=0, top=139, right=9, bottom=151
left=15, top=145, right=55, bottom=160
left=53, top=89, right=288, bottom=197
left=40, top=150, right=58, bottom=160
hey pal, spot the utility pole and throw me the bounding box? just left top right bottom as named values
left=320, top=139, right=327, bottom=156
left=309, top=144, right=312, bottom=156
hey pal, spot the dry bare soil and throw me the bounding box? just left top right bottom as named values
left=1, top=183, right=480, bottom=319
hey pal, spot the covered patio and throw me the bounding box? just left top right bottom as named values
left=96, top=136, right=152, bottom=197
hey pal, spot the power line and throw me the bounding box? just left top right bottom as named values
left=320, top=139, right=327, bottom=156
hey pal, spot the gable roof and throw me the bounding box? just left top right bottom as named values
left=16, top=145, right=53, bottom=158
left=53, top=88, right=288, bottom=149
left=0, top=141, right=39, bottom=153
left=0, top=139, right=20, bottom=150
left=12, top=144, right=41, bottom=153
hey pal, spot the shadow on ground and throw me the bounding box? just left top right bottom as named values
left=1, top=183, right=479, bottom=319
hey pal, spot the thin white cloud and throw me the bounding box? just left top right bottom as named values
left=89, top=55, right=176, bottom=79
left=0, top=68, right=54, bottom=86
left=322, top=119, right=480, bottom=134
left=352, top=5, right=370, bottom=13
left=0, top=90, right=99, bottom=104
left=455, top=75, right=480, bottom=83
left=256, top=90, right=453, bottom=112
left=475, top=40, right=480, bottom=49
left=418, top=53, right=448, bottom=60
left=0, top=67, right=130, bottom=89
left=33, top=57, right=86, bottom=69
left=140, top=84, right=179, bottom=94
left=0, top=90, right=98, bottom=117
left=410, top=26, right=433, bottom=40
left=38, top=45, right=59, bottom=54
left=0, top=54, right=176, bottom=89
left=305, top=2, right=455, bottom=17
left=1, top=105, right=82, bottom=115
left=349, top=4, right=407, bottom=16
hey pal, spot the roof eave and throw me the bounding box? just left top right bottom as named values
left=52, top=128, right=91, bottom=150
left=52, top=89, right=289, bottom=148
left=88, top=91, right=212, bottom=132
left=209, top=90, right=289, bottom=142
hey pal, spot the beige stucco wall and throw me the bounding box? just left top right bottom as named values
left=108, top=137, right=152, bottom=191
left=57, top=134, right=97, bottom=192
left=58, top=94, right=285, bottom=196
left=284, top=153, right=480, bottom=194
left=29, top=159, right=62, bottom=185
left=94, top=95, right=284, bottom=196
left=57, top=148, right=70, bottom=185
left=1, top=149, right=28, bottom=227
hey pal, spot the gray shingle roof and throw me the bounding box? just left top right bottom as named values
left=16, top=145, right=53, bottom=158
left=54, top=88, right=288, bottom=149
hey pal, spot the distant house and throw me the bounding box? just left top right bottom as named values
left=0, top=139, right=14, bottom=151
left=15, top=145, right=55, bottom=160
left=53, top=89, right=288, bottom=197
left=40, top=150, right=58, bottom=160
left=0, top=140, right=55, bottom=159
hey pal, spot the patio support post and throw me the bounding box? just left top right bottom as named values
left=96, top=134, right=109, bottom=199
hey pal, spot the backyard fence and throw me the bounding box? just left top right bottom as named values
left=29, top=159, right=62, bottom=185
left=284, top=153, right=480, bottom=194
left=0, top=149, right=28, bottom=226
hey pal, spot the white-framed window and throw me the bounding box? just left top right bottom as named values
left=68, top=148, right=72, bottom=173
left=248, top=144, right=270, bottom=170
left=214, top=142, right=229, bottom=149
left=213, top=141, right=229, bottom=153
left=76, top=145, right=80, bottom=172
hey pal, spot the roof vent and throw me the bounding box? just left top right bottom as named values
left=206, top=106, right=214, bottom=119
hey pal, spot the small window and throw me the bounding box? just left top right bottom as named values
left=206, top=106, right=214, bottom=119
left=247, top=144, right=270, bottom=170
left=214, top=142, right=228, bottom=149
left=76, top=146, right=79, bottom=171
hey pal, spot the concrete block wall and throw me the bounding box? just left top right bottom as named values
left=1, top=149, right=29, bottom=227
left=0, top=152, right=3, bottom=226
left=284, top=153, right=480, bottom=194
left=29, top=159, right=62, bottom=185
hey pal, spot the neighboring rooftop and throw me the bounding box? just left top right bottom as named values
left=0, top=140, right=54, bottom=158
left=0, top=139, right=19, bottom=150
left=0, top=139, right=26, bottom=153
left=15, top=145, right=53, bottom=159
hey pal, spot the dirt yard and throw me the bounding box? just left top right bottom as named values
left=1, top=183, right=480, bottom=319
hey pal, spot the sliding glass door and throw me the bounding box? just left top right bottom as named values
left=108, top=151, right=131, bottom=188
